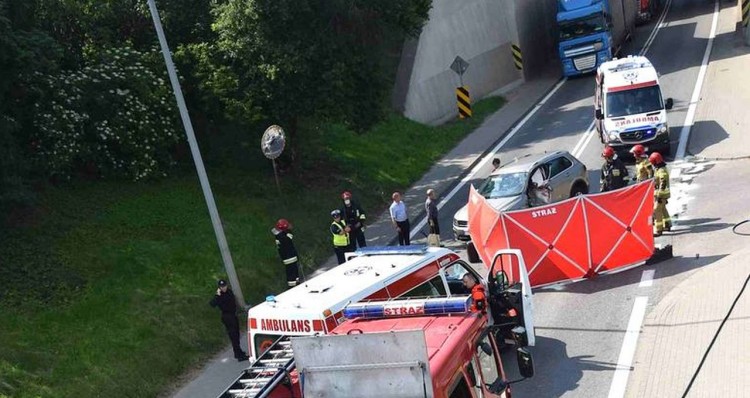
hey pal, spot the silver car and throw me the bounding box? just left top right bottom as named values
left=453, top=151, right=589, bottom=241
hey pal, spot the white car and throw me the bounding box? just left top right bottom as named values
left=453, top=151, right=589, bottom=241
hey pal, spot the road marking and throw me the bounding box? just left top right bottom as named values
left=408, top=77, right=569, bottom=239
left=608, top=296, right=649, bottom=398
left=675, top=0, right=720, bottom=159
left=639, top=0, right=673, bottom=57
left=638, top=270, right=655, bottom=287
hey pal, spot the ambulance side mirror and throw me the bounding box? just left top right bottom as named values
left=665, top=98, right=674, bottom=110
left=595, top=109, right=604, bottom=120
left=517, top=348, right=535, bottom=379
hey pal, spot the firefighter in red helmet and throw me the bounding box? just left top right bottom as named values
left=271, top=219, right=300, bottom=287
left=649, top=152, right=672, bottom=236
left=600, top=146, right=629, bottom=192
left=630, top=144, right=654, bottom=182
left=340, top=191, right=367, bottom=249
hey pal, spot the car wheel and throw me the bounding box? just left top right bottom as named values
left=570, top=183, right=589, bottom=198
left=467, top=241, right=480, bottom=264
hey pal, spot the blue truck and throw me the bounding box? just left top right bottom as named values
left=557, top=0, right=637, bottom=77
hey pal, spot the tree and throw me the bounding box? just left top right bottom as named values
left=211, top=0, right=431, bottom=143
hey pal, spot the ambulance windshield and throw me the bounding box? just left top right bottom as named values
left=478, top=172, right=527, bottom=199
left=606, top=85, right=664, bottom=118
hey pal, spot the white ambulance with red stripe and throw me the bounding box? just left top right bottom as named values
left=246, top=246, right=490, bottom=360
left=594, top=55, right=674, bottom=157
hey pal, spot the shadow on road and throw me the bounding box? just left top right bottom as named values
left=502, top=336, right=618, bottom=398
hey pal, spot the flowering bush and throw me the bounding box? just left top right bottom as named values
left=32, top=46, right=182, bottom=180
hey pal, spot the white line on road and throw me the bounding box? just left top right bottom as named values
left=639, top=0, right=672, bottom=57
left=638, top=270, right=655, bottom=287
left=675, top=0, right=720, bottom=159
left=608, top=296, right=649, bottom=398
left=408, top=77, right=568, bottom=239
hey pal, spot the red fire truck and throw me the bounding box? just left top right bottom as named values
left=220, top=249, right=535, bottom=398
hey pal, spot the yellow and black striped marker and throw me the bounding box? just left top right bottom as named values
left=743, top=0, right=749, bottom=27
left=512, top=44, right=523, bottom=70
left=456, top=86, right=472, bottom=119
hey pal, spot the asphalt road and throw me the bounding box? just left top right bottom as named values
left=430, top=0, right=721, bottom=396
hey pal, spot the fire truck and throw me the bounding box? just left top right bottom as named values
left=220, top=249, right=535, bottom=398
left=246, top=246, right=504, bottom=360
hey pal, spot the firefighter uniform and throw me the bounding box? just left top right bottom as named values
left=341, top=194, right=367, bottom=249
left=331, top=211, right=351, bottom=265
left=272, top=225, right=300, bottom=287
left=600, top=157, right=630, bottom=192
left=635, top=158, right=654, bottom=182
left=653, top=164, right=671, bottom=235
left=470, top=284, right=487, bottom=314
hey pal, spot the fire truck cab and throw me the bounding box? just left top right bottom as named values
left=247, top=246, right=498, bottom=359
left=292, top=296, right=535, bottom=398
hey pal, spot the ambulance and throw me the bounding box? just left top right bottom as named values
left=594, top=55, right=674, bottom=156
left=221, top=249, right=536, bottom=398
left=246, top=246, right=493, bottom=360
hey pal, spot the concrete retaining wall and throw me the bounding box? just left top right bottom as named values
left=394, top=0, right=559, bottom=125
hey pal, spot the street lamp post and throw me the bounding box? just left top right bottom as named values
left=146, top=0, right=246, bottom=306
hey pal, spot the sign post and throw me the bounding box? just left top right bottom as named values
left=450, top=56, right=472, bottom=119
left=261, top=125, right=286, bottom=195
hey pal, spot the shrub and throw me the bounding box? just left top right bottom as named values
left=32, top=46, right=182, bottom=181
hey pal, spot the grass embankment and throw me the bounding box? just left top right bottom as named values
left=0, top=96, right=504, bottom=398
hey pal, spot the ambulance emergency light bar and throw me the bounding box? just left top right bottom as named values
left=352, top=245, right=428, bottom=257
left=343, top=296, right=471, bottom=320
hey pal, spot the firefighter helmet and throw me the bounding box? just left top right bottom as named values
left=648, top=152, right=664, bottom=165
left=630, top=144, right=646, bottom=157
left=602, top=146, right=615, bottom=159
left=341, top=191, right=352, bottom=200
left=276, top=219, right=290, bottom=231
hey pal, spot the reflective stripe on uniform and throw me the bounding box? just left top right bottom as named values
left=282, top=256, right=298, bottom=264
left=654, top=167, right=670, bottom=199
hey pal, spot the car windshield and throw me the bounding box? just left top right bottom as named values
left=605, top=85, right=664, bottom=118
left=478, top=172, right=527, bottom=199
left=559, top=14, right=606, bottom=41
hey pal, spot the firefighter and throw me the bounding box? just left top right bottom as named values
left=462, top=273, right=487, bottom=314
left=630, top=144, right=654, bottom=182
left=600, top=146, right=630, bottom=192
left=271, top=218, right=300, bottom=287
left=330, top=209, right=351, bottom=265
left=340, top=191, right=367, bottom=249
left=649, top=152, right=672, bottom=236
left=210, top=279, right=249, bottom=362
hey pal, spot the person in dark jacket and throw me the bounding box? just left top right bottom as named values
left=340, top=191, right=367, bottom=249
left=600, top=146, right=630, bottom=192
left=271, top=218, right=300, bottom=287
left=210, top=279, right=248, bottom=362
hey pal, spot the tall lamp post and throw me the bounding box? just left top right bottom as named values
left=146, top=0, right=245, bottom=306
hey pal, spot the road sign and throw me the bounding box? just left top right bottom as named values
left=450, top=56, right=470, bottom=76
left=261, top=125, right=286, bottom=160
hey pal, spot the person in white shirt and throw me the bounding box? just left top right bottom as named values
left=389, top=192, right=410, bottom=245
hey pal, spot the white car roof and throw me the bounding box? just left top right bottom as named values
left=598, top=55, right=659, bottom=91
left=248, top=246, right=453, bottom=319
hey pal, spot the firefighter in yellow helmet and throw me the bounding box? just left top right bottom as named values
left=630, top=144, right=654, bottom=183
left=649, top=152, right=671, bottom=236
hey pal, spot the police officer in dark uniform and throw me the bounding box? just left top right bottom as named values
left=600, top=146, right=630, bottom=192
left=340, top=191, right=367, bottom=249
left=210, top=279, right=248, bottom=361
left=271, top=219, right=300, bottom=287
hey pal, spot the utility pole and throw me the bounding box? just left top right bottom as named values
left=146, top=0, right=246, bottom=306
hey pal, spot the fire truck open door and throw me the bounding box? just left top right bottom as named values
left=486, top=249, right=536, bottom=347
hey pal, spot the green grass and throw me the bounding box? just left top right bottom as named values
left=0, top=96, right=504, bottom=398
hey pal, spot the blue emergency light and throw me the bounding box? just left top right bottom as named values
left=353, top=245, right=428, bottom=257
left=343, top=296, right=471, bottom=320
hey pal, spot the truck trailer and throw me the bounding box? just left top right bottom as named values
left=557, top=0, right=637, bottom=76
